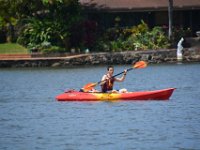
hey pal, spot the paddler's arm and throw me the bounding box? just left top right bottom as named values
left=115, top=69, right=127, bottom=82
left=100, top=75, right=107, bottom=86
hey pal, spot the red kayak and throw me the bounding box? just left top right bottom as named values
left=56, top=88, right=175, bottom=101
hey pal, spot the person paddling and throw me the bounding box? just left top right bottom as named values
left=100, top=66, right=127, bottom=93
left=81, top=61, right=146, bottom=93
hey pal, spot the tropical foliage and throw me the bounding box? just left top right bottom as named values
left=0, top=0, right=193, bottom=53
left=94, top=21, right=170, bottom=52
left=0, top=0, right=82, bottom=53
left=16, top=0, right=82, bottom=53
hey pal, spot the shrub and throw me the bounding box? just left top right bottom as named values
left=94, top=21, right=170, bottom=52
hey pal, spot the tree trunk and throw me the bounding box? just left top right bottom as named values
left=62, top=37, right=70, bottom=51
left=6, top=22, right=14, bottom=43
left=168, top=0, right=173, bottom=40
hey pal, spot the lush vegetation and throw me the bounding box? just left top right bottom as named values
left=0, top=0, right=82, bottom=53
left=94, top=21, right=170, bottom=52
left=0, top=0, right=193, bottom=54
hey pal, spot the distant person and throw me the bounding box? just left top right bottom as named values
left=100, top=66, right=127, bottom=93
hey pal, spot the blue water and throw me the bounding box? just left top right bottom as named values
left=0, top=63, right=200, bottom=150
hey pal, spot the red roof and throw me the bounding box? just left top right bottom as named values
left=79, top=0, right=200, bottom=12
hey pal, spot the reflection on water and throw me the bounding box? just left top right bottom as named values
left=0, top=63, right=200, bottom=149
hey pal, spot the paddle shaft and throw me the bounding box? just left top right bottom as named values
left=113, top=67, right=133, bottom=78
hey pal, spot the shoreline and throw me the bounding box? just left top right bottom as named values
left=0, top=48, right=200, bottom=67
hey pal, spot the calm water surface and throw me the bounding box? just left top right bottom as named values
left=0, top=63, right=200, bottom=150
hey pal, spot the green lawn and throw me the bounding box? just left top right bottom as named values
left=0, top=43, right=28, bottom=54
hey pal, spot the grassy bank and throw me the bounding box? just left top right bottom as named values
left=0, top=43, right=28, bottom=54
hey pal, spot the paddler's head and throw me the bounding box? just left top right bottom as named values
left=107, top=66, right=114, bottom=76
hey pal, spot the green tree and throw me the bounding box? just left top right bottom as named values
left=41, top=0, right=82, bottom=49
left=0, top=0, right=46, bottom=42
left=0, top=0, right=82, bottom=51
left=0, top=0, right=20, bottom=42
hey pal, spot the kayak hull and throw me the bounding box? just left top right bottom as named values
left=56, top=88, right=175, bottom=101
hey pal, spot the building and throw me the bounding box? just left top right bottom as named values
left=79, top=0, right=200, bottom=35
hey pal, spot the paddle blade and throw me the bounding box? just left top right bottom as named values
left=133, top=61, right=147, bottom=69
left=82, top=82, right=97, bottom=92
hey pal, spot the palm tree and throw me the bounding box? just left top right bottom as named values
left=168, top=0, right=173, bottom=40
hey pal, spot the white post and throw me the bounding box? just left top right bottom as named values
left=177, top=37, right=184, bottom=61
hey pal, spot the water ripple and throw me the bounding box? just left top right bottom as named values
left=1, top=64, right=200, bottom=149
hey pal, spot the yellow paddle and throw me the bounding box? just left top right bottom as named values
left=82, top=61, right=147, bottom=92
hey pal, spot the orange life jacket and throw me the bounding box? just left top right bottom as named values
left=101, top=77, right=115, bottom=92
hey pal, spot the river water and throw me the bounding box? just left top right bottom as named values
left=0, top=63, right=200, bottom=150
